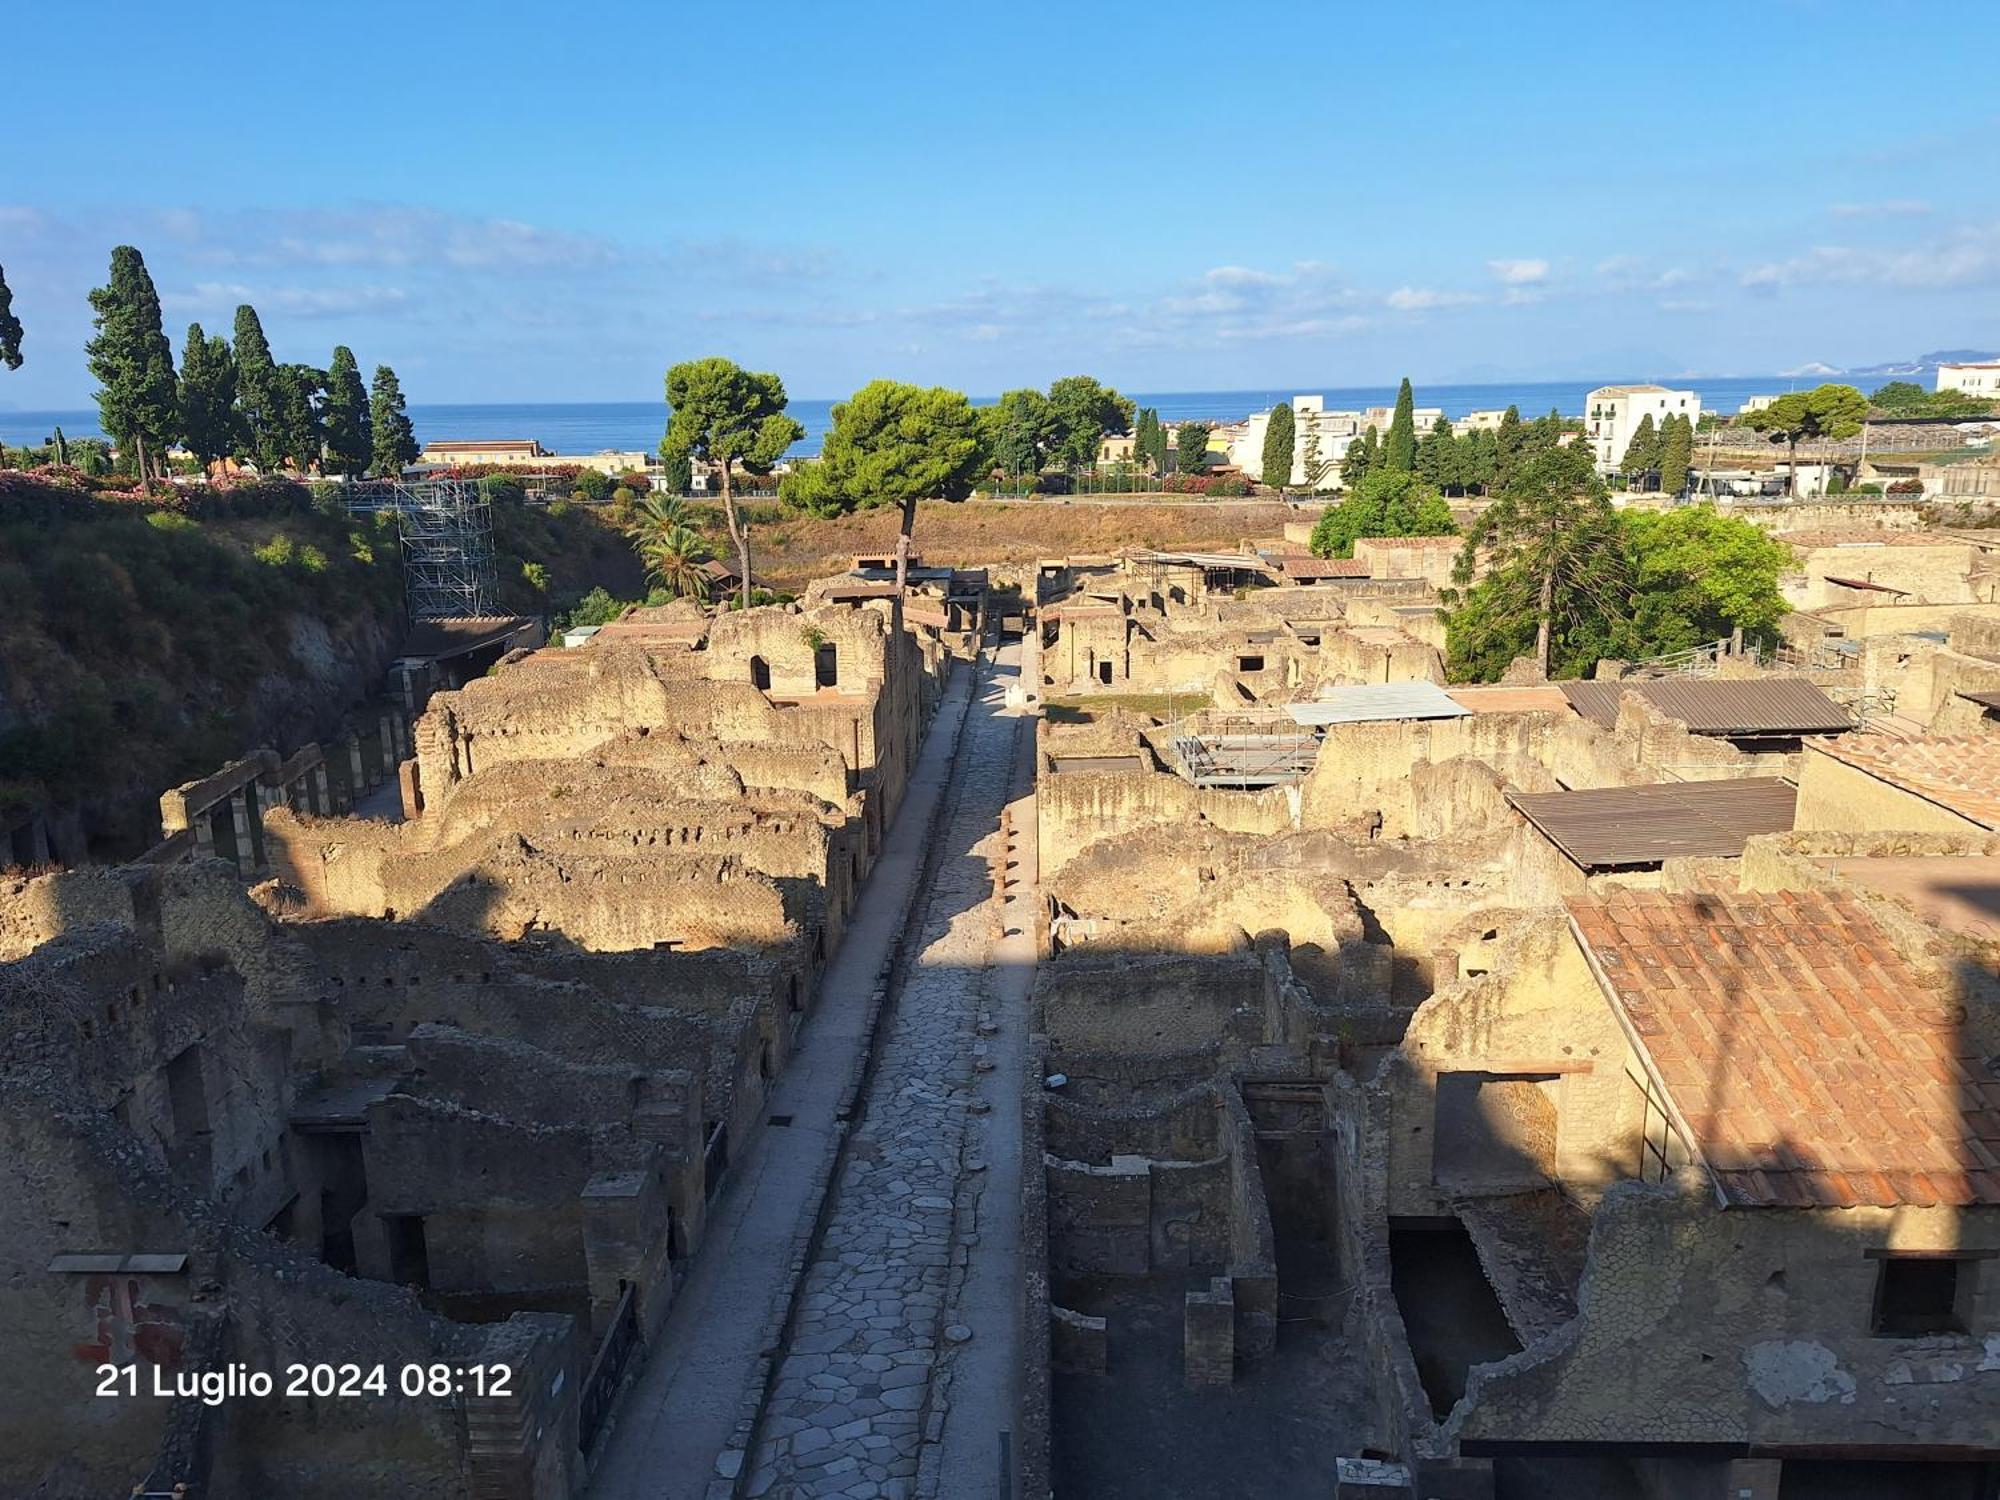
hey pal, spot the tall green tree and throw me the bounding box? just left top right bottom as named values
left=1144, top=408, right=1169, bottom=474
left=1444, top=441, right=1626, bottom=680
left=322, top=345, right=373, bottom=476
left=177, top=323, right=239, bottom=470
left=1261, top=401, right=1296, bottom=489
left=233, top=304, right=281, bottom=469
left=1309, top=469, right=1456, bottom=558
left=1174, top=421, right=1211, bottom=474
left=986, top=387, right=1054, bottom=479
left=1415, top=415, right=1455, bottom=489
left=1131, top=408, right=1157, bottom=476
left=1619, top=413, right=1658, bottom=485
left=1044, top=375, right=1134, bottom=471
left=779, top=380, right=985, bottom=591
left=659, top=449, right=693, bottom=495
left=0, top=263, right=23, bottom=371
left=1743, top=383, right=1868, bottom=496
left=85, top=246, right=179, bottom=480
left=369, top=364, right=420, bottom=479
left=1492, top=404, right=1525, bottom=492
left=660, top=357, right=804, bottom=608
left=271, top=363, right=325, bottom=473
left=1657, top=413, right=1694, bottom=496
left=1621, top=505, right=1791, bottom=655
left=1383, top=377, right=1417, bottom=472
left=1342, top=425, right=1378, bottom=490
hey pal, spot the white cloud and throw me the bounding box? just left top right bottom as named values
left=1488, top=257, right=1549, bottom=286
left=163, top=281, right=410, bottom=318
left=1742, top=223, right=2000, bottom=292
left=1386, top=286, right=1482, bottom=312
left=1828, top=199, right=1932, bottom=219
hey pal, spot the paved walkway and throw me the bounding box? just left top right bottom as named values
left=589, top=656, right=982, bottom=1500
left=742, top=645, right=1033, bottom=1499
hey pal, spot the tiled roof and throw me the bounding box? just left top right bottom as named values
left=1281, top=557, right=1370, bottom=578
left=1353, top=534, right=1461, bottom=549
left=1808, top=736, right=2000, bottom=830
left=1569, top=890, right=1999, bottom=1209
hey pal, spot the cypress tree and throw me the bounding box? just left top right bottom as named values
left=1493, top=404, right=1525, bottom=490
left=322, top=345, right=373, bottom=476
left=1174, top=421, right=1211, bottom=474
left=0, top=263, right=22, bottom=370
left=178, top=323, right=239, bottom=469
left=1416, top=415, right=1454, bottom=489
left=1621, top=413, right=1659, bottom=486
left=273, top=363, right=326, bottom=474
left=1383, top=377, right=1417, bottom=472
left=233, top=304, right=281, bottom=469
left=1659, top=413, right=1694, bottom=496
left=370, top=364, right=419, bottom=477
left=1261, top=401, right=1296, bottom=489
left=85, top=246, right=179, bottom=480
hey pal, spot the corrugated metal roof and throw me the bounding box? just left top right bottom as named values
left=1561, top=678, right=1854, bottom=735
left=1960, top=689, right=2000, bottom=711
left=1285, top=681, right=1470, bottom=726
left=1508, top=777, right=1797, bottom=869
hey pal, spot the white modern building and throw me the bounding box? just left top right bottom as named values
left=1224, top=395, right=1369, bottom=488
left=1584, top=385, right=1702, bottom=471
left=1937, top=362, right=2000, bottom=398
left=1452, top=409, right=1509, bottom=436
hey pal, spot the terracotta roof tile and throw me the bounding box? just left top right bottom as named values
left=1807, top=736, right=2000, bottom=830
left=1569, top=890, right=1993, bottom=1209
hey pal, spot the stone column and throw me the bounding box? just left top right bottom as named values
left=348, top=733, right=367, bottom=797
left=311, top=763, right=331, bottom=816
left=228, top=789, right=254, bottom=874
left=378, top=714, right=398, bottom=778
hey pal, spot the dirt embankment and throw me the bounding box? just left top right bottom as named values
left=738, top=499, right=1306, bottom=588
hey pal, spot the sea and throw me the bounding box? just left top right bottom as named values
left=0, top=375, right=1832, bottom=457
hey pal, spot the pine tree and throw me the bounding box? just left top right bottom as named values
left=1299, top=422, right=1329, bottom=494
left=177, top=323, right=239, bottom=470
left=1621, top=413, right=1659, bottom=486
left=1416, top=415, right=1455, bottom=490
left=0, top=263, right=23, bottom=370
left=1658, top=413, right=1694, bottom=497
left=322, top=345, right=373, bottom=476
left=233, top=304, right=281, bottom=469
left=370, top=364, right=419, bottom=478
left=1260, top=401, right=1295, bottom=489
left=85, top=246, right=179, bottom=480
left=1383, top=377, right=1417, bottom=472
left=1343, top=425, right=1378, bottom=490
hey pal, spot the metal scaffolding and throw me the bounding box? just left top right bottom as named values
left=354, top=479, right=498, bottom=620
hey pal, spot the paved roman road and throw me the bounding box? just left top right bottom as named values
left=590, top=641, right=1036, bottom=1500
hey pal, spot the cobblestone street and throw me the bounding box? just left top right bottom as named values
left=744, top=649, right=1030, bottom=1498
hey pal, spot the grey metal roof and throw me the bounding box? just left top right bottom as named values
left=1507, top=777, right=1798, bottom=870
left=1560, top=678, right=1854, bottom=736
left=1959, top=690, right=2000, bottom=712
left=1286, top=681, right=1471, bottom=726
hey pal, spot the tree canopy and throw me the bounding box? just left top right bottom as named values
left=1308, top=469, right=1456, bottom=558
left=1657, top=412, right=1694, bottom=496
left=627, top=495, right=711, bottom=601
left=1174, top=421, right=1211, bottom=474
left=985, top=387, right=1053, bottom=477
left=780, top=379, right=984, bottom=588
left=0, top=263, right=22, bottom=371
left=1261, top=401, right=1296, bottom=489
left=660, top=357, right=804, bottom=607
left=322, top=345, right=373, bottom=476
left=369, top=364, right=419, bottom=478
left=1619, top=413, right=1659, bottom=482
left=1620, top=505, right=1792, bottom=657
left=233, top=305, right=281, bottom=470
left=1870, top=379, right=1996, bottom=419
left=1044, top=375, right=1134, bottom=470
left=1743, top=383, right=1868, bottom=495
left=271, top=363, right=325, bottom=474
left=1444, top=441, right=1623, bottom=680
left=1382, top=377, right=1417, bottom=473
left=86, top=246, right=179, bottom=480
left=177, top=323, right=238, bottom=469
left=1342, top=426, right=1378, bottom=490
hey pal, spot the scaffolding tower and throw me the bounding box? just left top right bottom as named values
left=387, top=480, right=498, bottom=619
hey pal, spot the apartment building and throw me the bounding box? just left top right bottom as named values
left=1584, top=384, right=1702, bottom=470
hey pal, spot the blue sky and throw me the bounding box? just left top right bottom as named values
left=3, top=0, right=1997, bottom=406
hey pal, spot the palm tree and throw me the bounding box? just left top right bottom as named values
left=627, top=495, right=712, bottom=602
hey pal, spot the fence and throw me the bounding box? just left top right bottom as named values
left=578, top=1282, right=642, bottom=1452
